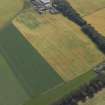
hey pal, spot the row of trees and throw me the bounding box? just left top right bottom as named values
left=52, top=0, right=86, bottom=26
left=82, top=24, right=105, bottom=53
left=54, top=75, right=105, bottom=105
left=52, top=0, right=105, bottom=54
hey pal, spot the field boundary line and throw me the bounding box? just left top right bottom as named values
left=83, top=6, right=105, bottom=17
left=41, top=82, right=65, bottom=95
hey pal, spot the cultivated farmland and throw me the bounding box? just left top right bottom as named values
left=14, top=8, right=105, bottom=81
left=0, top=0, right=23, bottom=28
left=68, top=0, right=105, bottom=16
left=0, top=23, right=63, bottom=105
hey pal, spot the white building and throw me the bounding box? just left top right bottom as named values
left=31, top=0, right=59, bottom=14
left=40, top=0, right=51, bottom=4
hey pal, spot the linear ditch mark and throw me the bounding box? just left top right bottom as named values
left=50, top=0, right=105, bottom=105
left=42, top=82, right=65, bottom=95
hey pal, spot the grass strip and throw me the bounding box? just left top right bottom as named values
left=25, top=70, right=96, bottom=105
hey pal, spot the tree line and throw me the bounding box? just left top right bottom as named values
left=52, top=0, right=105, bottom=53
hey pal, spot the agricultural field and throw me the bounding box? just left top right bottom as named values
left=0, top=0, right=23, bottom=28
left=0, top=24, right=63, bottom=105
left=68, top=0, right=105, bottom=16
left=1, top=0, right=105, bottom=105
left=13, top=8, right=105, bottom=81
left=85, top=8, right=105, bottom=36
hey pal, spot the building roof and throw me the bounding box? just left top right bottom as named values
left=40, top=0, right=51, bottom=3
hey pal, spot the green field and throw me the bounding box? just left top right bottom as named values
left=0, top=54, right=29, bottom=105
left=0, top=23, right=63, bottom=105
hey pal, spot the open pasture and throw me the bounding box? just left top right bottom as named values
left=67, top=0, right=105, bottom=16
left=0, top=0, right=23, bottom=28
left=14, top=9, right=105, bottom=81
left=85, top=8, right=105, bottom=36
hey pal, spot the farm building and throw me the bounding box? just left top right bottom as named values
left=31, top=0, right=59, bottom=14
